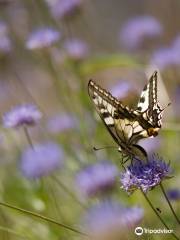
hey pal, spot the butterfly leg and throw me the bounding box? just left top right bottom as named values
left=123, top=156, right=130, bottom=165
left=132, top=155, right=142, bottom=166
left=121, top=155, right=131, bottom=170
left=118, top=151, right=127, bottom=170
left=130, top=156, right=134, bottom=166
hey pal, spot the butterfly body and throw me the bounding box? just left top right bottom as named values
left=88, top=71, right=164, bottom=162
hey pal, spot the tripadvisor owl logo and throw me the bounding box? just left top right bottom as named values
left=135, top=226, right=173, bottom=236
left=135, top=227, right=143, bottom=236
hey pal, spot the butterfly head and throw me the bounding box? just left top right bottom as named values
left=147, top=127, right=159, bottom=137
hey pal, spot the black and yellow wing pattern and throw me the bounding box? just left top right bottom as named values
left=136, top=71, right=163, bottom=137
left=88, top=71, right=164, bottom=161
left=88, top=80, right=148, bottom=161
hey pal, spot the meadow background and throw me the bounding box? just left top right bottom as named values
left=0, top=0, right=179, bottom=239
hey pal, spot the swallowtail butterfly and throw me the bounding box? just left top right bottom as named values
left=88, top=71, right=165, bottom=162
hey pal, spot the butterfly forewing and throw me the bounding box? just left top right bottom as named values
left=137, top=71, right=158, bottom=112
left=88, top=80, right=148, bottom=158
left=88, top=80, right=126, bottom=145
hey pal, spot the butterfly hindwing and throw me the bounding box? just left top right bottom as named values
left=136, top=71, right=163, bottom=128
left=137, top=71, right=157, bottom=112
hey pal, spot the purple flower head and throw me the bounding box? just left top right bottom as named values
left=76, top=161, right=118, bottom=197
left=119, top=16, right=163, bottom=50
left=64, top=38, right=89, bottom=60
left=3, top=104, right=42, bottom=129
left=120, top=157, right=171, bottom=193
left=139, top=137, right=160, bottom=154
left=21, top=142, right=64, bottom=179
left=47, top=113, right=77, bottom=134
left=150, top=47, right=180, bottom=70
left=167, top=189, right=180, bottom=201
left=110, top=81, right=133, bottom=99
left=47, top=0, right=82, bottom=20
left=82, top=201, right=144, bottom=239
left=26, top=27, right=61, bottom=50
left=0, top=21, right=11, bottom=53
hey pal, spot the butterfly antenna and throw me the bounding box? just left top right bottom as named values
left=161, top=102, right=171, bottom=112
left=93, top=146, right=117, bottom=151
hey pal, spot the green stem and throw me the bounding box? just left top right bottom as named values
left=141, top=189, right=179, bottom=240
left=42, top=50, right=70, bottom=110
left=160, top=183, right=180, bottom=225
left=0, top=201, right=88, bottom=237
left=51, top=175, right=87, bottom=209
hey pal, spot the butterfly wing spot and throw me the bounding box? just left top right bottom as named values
left=133, top=124, right=144, bottom=133
left=93, top=98, right=99, bottom=105
left=139, top=130, right=149, bottom=138
left=132, top=121, right=139, bottom=128
left=139, top=96, right=145, bottom=103
left=125, top=125, right=133, bottom=139
left=142, top=112, right=148, bottom=120
left=104, top=116, right=114, bottom=125
left=100, top=109, right=108, bottom=115
left=137, top=106, right=142, bottom=111
left=143, top=85, right=147, bottom=91
left=107, top=103, right=114, bottom=115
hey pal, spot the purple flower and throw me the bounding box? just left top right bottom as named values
left=47, top=113, right=77, bottom=134
left=76, top=161, right=118, bottom=197
left=110, top=81, right=134, bottom=99
left=82, top=201, right=144, bottom=239
left=46, top=0, right=82, bottom=20
left=3, top=104, right=42, bottom=128
left=167, top=189, right=180, bottom=201
left=26, top=27, right=61, bottom=50
left=21, top=142, right=64, bottom=179
left=119, top=16, right=163, bottom=50
left=150, top=34, right=180, bottom=69
left=150, top=47, right=180, bottom=70
left=120, top=157, right=171, bottom=193
left=64, top=38, right=89, bottom=60
left=0, top=21, right=11, bottom=53
left=139, top=137, right=160, bottom=154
